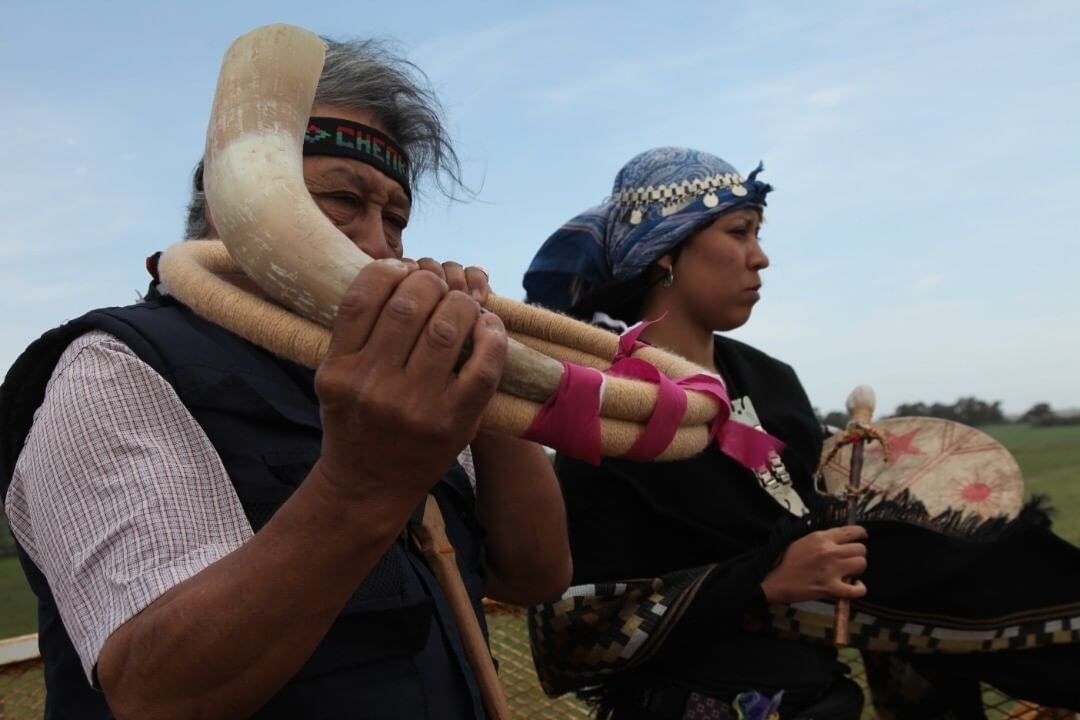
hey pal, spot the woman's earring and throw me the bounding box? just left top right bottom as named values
left=662, top=266, right=675, bottom=288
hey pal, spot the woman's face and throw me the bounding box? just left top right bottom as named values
left=666, top=208, right=770, bottom=332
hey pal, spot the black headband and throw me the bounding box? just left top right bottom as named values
left=303, top=117, right=412, bottom=199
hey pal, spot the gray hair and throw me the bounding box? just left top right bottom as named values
left=184, top=37, right=464, bottom=239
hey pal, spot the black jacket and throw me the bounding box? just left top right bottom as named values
left=556, top=335, right=836, bottom=697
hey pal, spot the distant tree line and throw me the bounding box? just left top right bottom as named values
left=893, top=396, right=1005, bottom=426
left=818, top=397, right=1080, bottom=429
left=1018, top=402, right=1080, bottom=427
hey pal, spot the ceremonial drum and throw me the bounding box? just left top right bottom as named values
left=819, top=416, right=1025, bottom=533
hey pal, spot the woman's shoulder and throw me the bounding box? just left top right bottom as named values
left=713, top=334, right=799, bottom=381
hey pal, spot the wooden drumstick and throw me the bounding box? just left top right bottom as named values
left=834, top=385, right=875, bottom=646
left=412, top=496, right=513, bottom=720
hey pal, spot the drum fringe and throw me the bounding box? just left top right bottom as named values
left=817, top=491, right=1054, bottom=541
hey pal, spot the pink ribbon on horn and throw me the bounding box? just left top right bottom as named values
left=614, top=317, right=660, bottom=361
left=676, top=374, right=784, bottom=470
left=523, top=361, right=605, bottom=465
left=521, top=316, right=784, bottom=469
left=605, top=315, right=687, bottom=461
left=611, top=317, right=784, bottom=469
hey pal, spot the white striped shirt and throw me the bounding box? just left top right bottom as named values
left=3, top=330, right=475, bottom=681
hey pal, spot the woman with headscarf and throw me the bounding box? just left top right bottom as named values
left=523, top=148, right=1080, bottom=720
left=524, top=147, right=866, bottom=719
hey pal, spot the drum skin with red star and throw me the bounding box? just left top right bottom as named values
left=819, top=417, right=1025, bottom=528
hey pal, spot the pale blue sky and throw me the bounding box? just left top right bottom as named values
left=2, top=0, right=1077, bottom=417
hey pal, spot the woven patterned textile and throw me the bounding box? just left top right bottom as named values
left=753, top=598, right=1080, bottom=655
left=527, top=566, right=716, bottom=697
left=1, top=618, right=1074, bottom=718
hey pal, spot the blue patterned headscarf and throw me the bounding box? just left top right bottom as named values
left=523, top=147, right=772, bottom=311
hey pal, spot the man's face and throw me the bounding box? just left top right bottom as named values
left=303, top=105, right=412, bottom=260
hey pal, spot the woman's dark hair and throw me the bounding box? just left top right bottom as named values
left=566, top=245, right=683, bottom=325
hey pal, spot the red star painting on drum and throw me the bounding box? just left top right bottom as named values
left=820, top=417, right=1025, bottom=534
left=875, top=428, right=926, bottom=466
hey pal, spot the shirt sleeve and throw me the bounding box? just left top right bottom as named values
left=3, top=331, right=254, bottom=682
left=457, top=445, right=477, bottom=490
left=647, top=513, right=810, bottom=663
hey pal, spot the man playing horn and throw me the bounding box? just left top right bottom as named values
left=0, top=38, right=571, bottom=719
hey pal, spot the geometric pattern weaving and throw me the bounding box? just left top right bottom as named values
left=2, top=623, right=1074, bottom=718
left=528, top=565, right=716, bottom=696
left=753, top=599, right=1080, bottom=655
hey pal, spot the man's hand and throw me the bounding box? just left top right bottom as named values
left=98, top=259, right=507, bottom=720
left=313, top=259, right=506, bottom=523
left=760, top=526, right=868, bottom=604
left=411, top=257, right=491, bottom=303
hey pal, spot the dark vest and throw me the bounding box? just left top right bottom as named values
left=0, top=299, right=490, bottom=719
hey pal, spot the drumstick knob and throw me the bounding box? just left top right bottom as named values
left=846, top=385, right=876, bottom=424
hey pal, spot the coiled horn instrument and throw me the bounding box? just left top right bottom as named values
left=157, top=23, right=776, bottom=466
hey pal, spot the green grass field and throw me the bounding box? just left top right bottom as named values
left=982, top=422, right=1080, bottom=545
left=0, top=551, right=35, bottom=639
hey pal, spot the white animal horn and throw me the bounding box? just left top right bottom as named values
left=202, top=23, right=565, bottom=401
left=203, top=24, right=365, bottom=327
